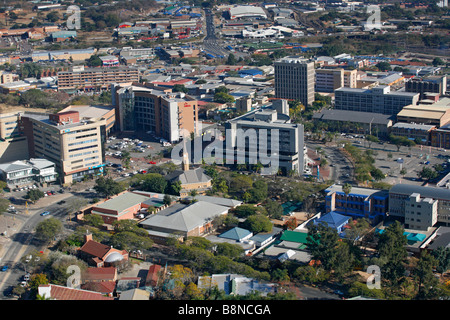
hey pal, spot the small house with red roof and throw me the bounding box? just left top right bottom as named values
left=38, top=284, right=115, bottom=300
left=78, top=233, right=128, bottom=268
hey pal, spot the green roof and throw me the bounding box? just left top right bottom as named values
left=280, top=230, right=309, bottom=244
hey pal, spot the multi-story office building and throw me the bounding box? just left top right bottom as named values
left=334, top=85, right=420, bottom=115
left=343, top=69, right=358, bottom=88
left=111, top=83, right=198, bottom=143
left=19, top=105, right=115, bottom=184
left=274, top=56, right=315, bottom=107
left=315, top=68, right=344, bottom=93
left=389, top=184, right=450, bottom=228
left=324, top=184, right=389, bottom=224
left=32, top=48, right=96, bottom=62
left=405, top=75, right=447, bottom=99
left=225, top=100, right=304, bottom=176
left=57, top=66, right=140, bottom=92
left=390, top=122, right=436, bottom=145
left=0, top=158, right=57, bottom=187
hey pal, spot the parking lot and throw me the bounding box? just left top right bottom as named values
left=104, top=133, right=172, bottom=178
left=340, top=135, right=450, bottom=186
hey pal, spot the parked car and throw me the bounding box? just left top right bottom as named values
left=1, top=265, right=9, bottom=272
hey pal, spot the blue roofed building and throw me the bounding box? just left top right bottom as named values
left=238, top=69, right=264, bottom=77
left=218, top=227, right=253, bottom=242
left=313, top=212, right=350, bottom=234
left=325, top=184, right=389, bottom=224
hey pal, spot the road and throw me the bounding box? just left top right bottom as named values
left=0, top=191, right=86, bottom=299
left=306, top=140, right=354, bottom=184
left=202, top=8, right=246, bottom=60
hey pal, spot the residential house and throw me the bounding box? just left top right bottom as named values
left=313, top=211, right=350, bottom=234
left=38, top=284, right=115, bottom=300
left=78, top=232, right=128, bottom=268
left=140, top=200, right=230, bottom=242
left=119, top=288, right=150, bottom=300
left=197, top=274, right=277, bottom=297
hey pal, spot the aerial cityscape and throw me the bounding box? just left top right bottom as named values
left=0, top=0, right=448, bottom=306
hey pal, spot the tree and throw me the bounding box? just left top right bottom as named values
left=173, top=84, right=188, bottom=93
left=263, top=199, right=283, bottom=219
left=432, top=246, right=450, bottom=275
left=214, top=92, right=235, bottom=104
left=163, top=194, right=173, bottom=206
left=141, top=173, right=168, bottom=193
left=24, top=189, right=44, bottom=203
left=29, top=273, right=49, bottom=292
left=332, top=241, right=354, bottom=281
left=0, top=197, right=10, bottom=214
left=86, top=55, right=103, bottom=67
left=342, top=183, right=352, bottom=196
left=242, top=214, right=272, bottom=233
left=226, top=53, right=237, bottom=65
left=432, top=57, right=445, bottom=66
left=94, top=177, right=126, bottom=198
left=121, top=151, right=131, bottom=169
left=249, top=180, right=268, bottom=203
left=366, top=135, right=379, bottom=148
left=306, top=223, right=340, bottom=271
left=417, top=167, right=438, bottom=181
left=83, top=214, right=104, bottom=228
left=215, top=242, right=244, bottom=259
left=375, top=61, right=392, bottom=71
left=413, top=251, right=440, bottom=299
left=376, top=221, right=408, bottom=292
left=344, top=218, right=370, bottom=245
left=370, top=168, right=385, bottom=181
left=111, top=231, right=154, bottom=251
left=35, top=217, right=63, bottom=243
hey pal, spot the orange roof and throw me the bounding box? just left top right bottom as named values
left=83, top=267, right=117, bottom=281
left=81, top=281, right=116, bottom=295
left=39, top=284, right=114, bottom=300
left=80, top=240, right=111, bottom=259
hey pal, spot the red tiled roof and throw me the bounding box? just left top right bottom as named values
left=81, top=281, right=116, bottom=295
left=39, top=284, right=114, bottom=300
left=83, top=267, right=117, bottom=281
left=80, top=240, right=112, bottom=259
left=389, top=60, right=427, bottom=66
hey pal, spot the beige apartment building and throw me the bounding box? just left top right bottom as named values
left=57, top=66, right=140, bottom=92
left=19, top=106, right=115, bottom=184
left=315, top=68, right=344, bottom=93
left=344, top=69, right=357, bottom=88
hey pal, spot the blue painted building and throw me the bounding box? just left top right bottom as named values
left=325, top=184, right=389, bottom=224
left=314, top=212, right=350, bottom=233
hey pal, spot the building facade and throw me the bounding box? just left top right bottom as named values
left=315, top=68, right=344, bottom=93
left=19, top=106, right=115, bottom=184
left=274, top=56, right=315, bottom=107
left=389, top=184, right=450, bottom=228
left=325, top=184, right=389, bottom=223
left=334, top=85, right=420, bottom=115
left=405, top=75, right=447, bottom=99
left=111, top=83, right=198, bottom=143
left=225, top=101, right=304, bottom=176
left=57, top=66, right=140, bottom=92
